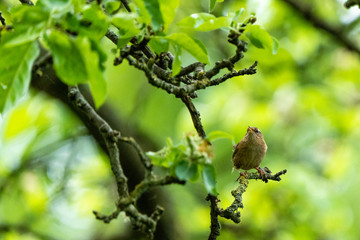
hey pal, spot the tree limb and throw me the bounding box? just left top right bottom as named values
left=206, top=168, right=287, bottom=239
left=281, top=0, right=360, bottom=55
left=67, top=86, right=129, bottom=197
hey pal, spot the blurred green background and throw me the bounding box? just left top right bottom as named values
left=1, top=0, right=360, bottom=239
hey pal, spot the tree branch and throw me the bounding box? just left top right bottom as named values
left=180, top=94, right=207, bottom=138
left=0, top=12, right=6, bottom=26
left=206, top=168, right=287, bottom=239
left=206, top=195, right=221, bottom=240
left=67, top=86, right=129, bottom=197
left=282, top=0, right=360, bottom=55
left=117, top=135, right=154, bottom=174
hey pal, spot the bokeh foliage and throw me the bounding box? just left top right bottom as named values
left=1, top=0, right=360, bottom=239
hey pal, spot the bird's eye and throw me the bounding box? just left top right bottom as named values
left=255, top=128, right=261, bottom=133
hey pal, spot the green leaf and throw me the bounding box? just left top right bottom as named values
left=45, top=30, right=107, bottom=108
left=103, top=0, right=121, bottom=14
left=177, top=13, right=230, bottom=31
left=111, top=13, right=142, bottom=48
left=210, top=0, right=216, bottom=12
left=1, top=5, right=49, bottom=47
left=189, top=164, right=200, bottom=182
left=80, top=4, right=109, bottom=40
left=202, top=164, right=217, bottom=195
left=175, top=161, right=190, bottom=180
left=272, top=36, right=279, bottom=55
left=89, top=39, right=108, bottom=71
left=61, top=4, right=109, bottom=40
left=142, top=0, right=164, bottom=31
left=148, top=37, right=169, bottom=54
left=158, top=0, right=179, bottom=29
left=83, top=42, right=107, bottom=109
left=37, top=0, right=71, bottom=10
left=132, top=0, right=152, bottom=25
left=175, top=161, right=199, bottom=181
left=146, top=151, right=166, bottom=166
left=230, top=8, right=245, bottom=27
left=0, top=42, right=40, bottom=114
left=44, top=30, right=88, bottom=85
left=165, top=33, right=209, bottom=64
left=172, top=45, right=182, bottom=76
left=245, top=24, right=273, bottom=51
left=208, top=131, right=235, bottom=144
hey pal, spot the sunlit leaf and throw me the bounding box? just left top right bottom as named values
left=111, top=13, right=142, bottom=48
left=1, top=5, right=49, bottom=47
left=159, top=0, right=179, bottom=30
left=111, top=13, right=141, bottom=38
left=146, top=151, right=167, bottom=166
left=132, top=0, right=152, bottom=25
left=89, top=38, right=107, bottom=71
left=85, top=50, right=107, bottom=108
left=103, top=0, right=121, bottom=14
left=0, top=42, right=40, bottom=114
left=177, top=13, right=230, bottom=31
left=142, top=0, right=164, bottom=31
left=44, top=30, right=106, bottom=108
left=80, top=4, right=109, bottom=40
left=172, top=45, right=182, bottom=76
left=148, top=37, right=169, bottom=54
left=210, top=0, right=216, bottom=12
left=272, top=36, right=279, bottom=55
left=165, top=33, right=209, bottom=64
left=37, top=0, right=72, bottom=10
left=246, top=24, right=273, bottom=51
left=44, top=30, right=88, bottom=85
left=202, top=163, right=217, bottom=195
left=230, top=8, right=245, bottom=27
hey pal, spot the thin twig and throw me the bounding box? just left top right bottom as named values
left=130, top=176, right=185, bottom=201
left=247, top=167, right=287, bottom=182
left=180, top=94, right=207, bottom=138
left=117, top=135, right=154, bottom=173
left=0, top=12, right=6, bottom=26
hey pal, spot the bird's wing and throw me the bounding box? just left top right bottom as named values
left=232, top=142, right=241, bottom=158
left=232, top=146, right=238, bottom=158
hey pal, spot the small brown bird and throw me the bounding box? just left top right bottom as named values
left=232, top=126, right=267, bottom=179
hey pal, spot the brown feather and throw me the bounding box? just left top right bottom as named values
left=232, top=126, right=267, bottom=171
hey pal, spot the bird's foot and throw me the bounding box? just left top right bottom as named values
left=235, top=171, right=248, bottom=182
left=255, top=167, right=268, bottom=183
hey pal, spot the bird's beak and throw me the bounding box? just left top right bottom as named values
left=247, top=126, right=254, bottom=132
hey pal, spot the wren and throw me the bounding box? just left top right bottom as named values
left=232, top=126, right=267, bottom=179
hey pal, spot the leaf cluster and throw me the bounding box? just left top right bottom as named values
left=147, top=134, right=217, bottom=195
left=0, top=0, right=277, bottom=114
